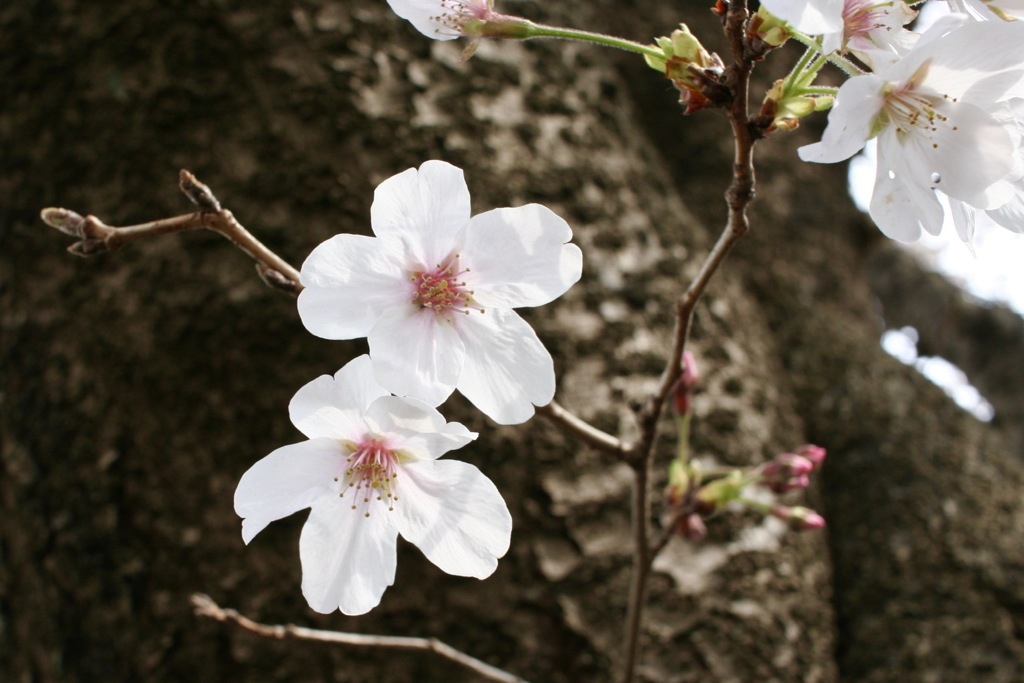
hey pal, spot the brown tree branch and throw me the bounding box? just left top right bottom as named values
left=535, top=401, right=623, bottom=455
left=619, top=2, right=760, bottom=681
left=190, top=594, right=531, bottom=683
left=40, top=170, right=303, bottom=296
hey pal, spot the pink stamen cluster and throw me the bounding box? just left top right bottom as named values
left=430, top=0, right=491, bottom=36
left=410, top=255, right=482, bottom=321
left=339, top=437, right=399, bottom=517
left=842, top=0, right=890, bottom=41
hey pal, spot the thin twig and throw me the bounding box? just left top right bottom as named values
left=650, top=506, right=689, bottom=558
left=619, top=2, right=759, bottom=681
left=40, top=170, right=303, bottom=296
left=620, top=456, right=651, bottom=683
left=535, top=401, right=622, bottom=455
left=190, top=594, right=531, bottom=683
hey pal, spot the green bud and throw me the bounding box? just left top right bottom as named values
left=761, top=79, right=831, bottom=132
left=644, top=23, right=720, bottom=80
left=697, top=470, right=744, bottom=508
left=752, top=7, right=793, bottom=47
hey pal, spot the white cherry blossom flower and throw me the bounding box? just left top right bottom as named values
left=385, top=0, right=494, bottom=41
left=298, top=160, right=582, bottom=425
left=821, top=0, right=918, bottom=66
left=799, top=17, right=1024, bottom=242
left=950, top=100, right=1024, bottom=243
left=234, top=355, right=512, bottom=616
left=760, top=0, right=845, bottom=35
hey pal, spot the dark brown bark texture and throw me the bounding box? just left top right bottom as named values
left=2, top=1, right=1022, bottom=681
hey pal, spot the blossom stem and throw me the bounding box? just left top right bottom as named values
left=41, top=171, right=304, bottom=295
left=190, top=594, right=531, bottom=683
left=784, top=45, right=821, bottom=90
left=521, top=22, right=665, bottom=61
left=802, top=86, right=840, bottom=96
left=788, top=31, right=865, bottom=78
left=675, top=413, right=691, bottom=464
left=738, top=497, right=772, bottom=514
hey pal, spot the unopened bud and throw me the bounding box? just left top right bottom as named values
left=794, top=444, right=826, bottom=471
left=41, top=208, right=87, bottom=237
left=671, top=350, right=701, bottom=416
left=760, top=79, right=822, bottom=132
left=665, top=459, right=691, bottom=506
left=760, top=453, right=815, bottom=493
left=179, top=170, right=221, bottom=211
left=679, top=513, right=707, bottom=541
left=644, top=24, right=726, bottom=114
left=696, top=471, right=744, bottom=511
left=771, top=505, right=826, bottom=531
left=67, top=238, right=110, bottom=257
left=750, top=8, right=792, bottom=49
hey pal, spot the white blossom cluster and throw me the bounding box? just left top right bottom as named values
left=764, top=0, right=1024, bottom=243
left=236, top=161, right=582, bottom=614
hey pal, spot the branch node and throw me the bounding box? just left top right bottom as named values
left=179, top=169, right=222, bottom=211
left=256, top=263, right=303, bottom=295
left=67, top=238, right=110, bottom=257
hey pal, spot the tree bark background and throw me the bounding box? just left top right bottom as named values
left=2, top=1, right=1022, bottom=682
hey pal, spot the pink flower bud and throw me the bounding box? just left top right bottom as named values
left=760, top=453, right=815, bottom=493
left=795, top=444, right=826, bottom=471
left=771, top=505, right=826, bottom=531
left=679, top=513, right=707, bottom=541
left=671, top=351, right=701, bottom=416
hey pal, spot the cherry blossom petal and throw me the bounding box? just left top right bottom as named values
left=761, top=0, right=845, bottom=35
left=456, top=308, right=554, bottom=425
left=234, top=438, right=343, bottom=544
left=363, top=396, right=477, bottom=459
left=368, top=305, right=467, bottom=407
left=949, top=198, right=978, bottom=248
left=394, top=459, right=512, bottom=579
left=963, top=0, right=1024, bottom=20
left=988, top=191, right=1024, bottom=232
left=460, top=205, right=583, bottom=308
left=798, top=75, right=884, bottom=164
left=916, top=20, right=1024, bottom=101
left=904, top=100, right=1016, bottom=209
left=300, top=496, right=398, bottom=615
left=868, top=133, right=944, bottom=240
left=298, top=234, right=408, bottom=340
left=838, top=0, right=919, bottom=67
left=397, top=420, right=478, bottom=460
left=289, top=357, right=389, bottom=440
left=370, top=160, right=471, bottom=268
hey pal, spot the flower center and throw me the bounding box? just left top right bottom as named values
left=843, top=1, right=890, bottom=41
left=409, top=255, right=484, bottom=321
left=337, top=437, right=399, bottom=517
left=430, top=0, right=490, bottom=36
left=881, top=63, right=957, bottom=146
